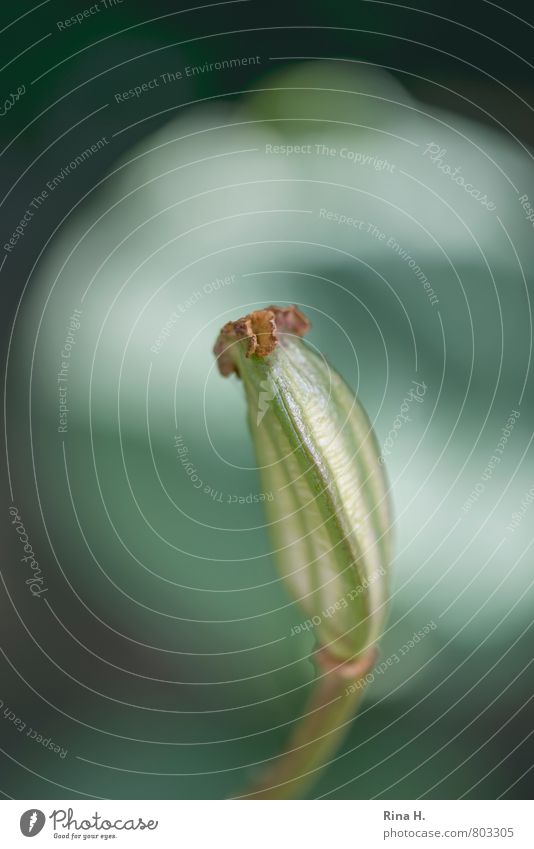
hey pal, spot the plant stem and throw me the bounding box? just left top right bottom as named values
left=239, top=647, right=378, bottom=800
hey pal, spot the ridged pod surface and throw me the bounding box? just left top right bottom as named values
left=214, top=305, right=392, bottom=663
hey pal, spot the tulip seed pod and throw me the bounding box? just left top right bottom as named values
left=214, top=305, right=392, bottom=664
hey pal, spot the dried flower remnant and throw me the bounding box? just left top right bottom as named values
left=213, top=305, right=310, bottom=375
left=213, top=304, right=392, bottom=798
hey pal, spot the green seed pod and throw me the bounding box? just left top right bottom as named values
left=214, top=305, right=392, bottom=664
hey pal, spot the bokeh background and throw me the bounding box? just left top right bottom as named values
left=1, top=0, right=533, bottom=800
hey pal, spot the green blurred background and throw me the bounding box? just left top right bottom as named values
left=1, top=0, right=533, bottom=799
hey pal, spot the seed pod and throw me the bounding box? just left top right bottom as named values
left=214, top=305, right=392, bottom=663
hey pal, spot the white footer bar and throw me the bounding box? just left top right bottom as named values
left=1, top=799, right=531, bottom=848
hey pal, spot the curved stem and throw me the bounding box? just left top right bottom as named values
left=239, top=647, right=378, bottom=800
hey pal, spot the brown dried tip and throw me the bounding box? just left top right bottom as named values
left=213, top=305, right=311, bottom=377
